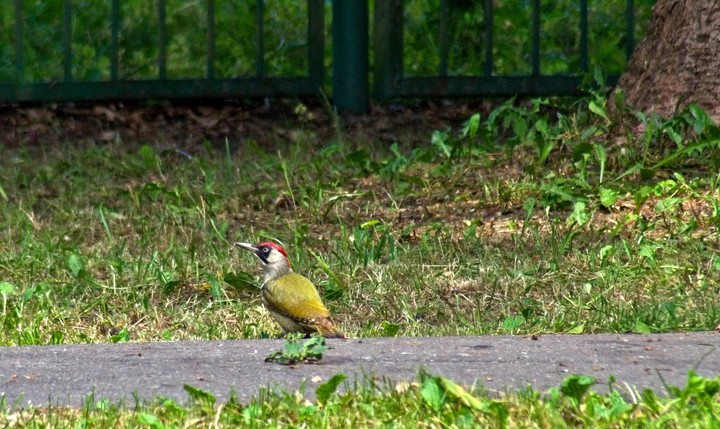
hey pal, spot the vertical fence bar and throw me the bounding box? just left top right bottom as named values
left=63, top=0, right=73, bottom=82
left=256, top=0, right=265, bottom=78
left=14, top=0, right=23, bottom=84
left=333, top=0, right=369, bottom=113
left=531, top=0, right=540, bottom=76
left=373, top=0, right=403, bottom=99
left=207, top=0, right=215, bottom=79
left=307, top=0, right=324, bottom=86
left=438, top=0, right=448, bottom=77
left=579, top=0, right=588, bottom=72
left=625, top=0, right=635, bottom=59
left=111, top=0, right=120, bottom=81
left=158, top=0, right=167, bottom=79
left=483, top=0, right=493, bottom=77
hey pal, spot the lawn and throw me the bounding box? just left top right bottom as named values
left=1, top=90, right=719, bottom=426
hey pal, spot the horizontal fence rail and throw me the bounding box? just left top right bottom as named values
left=0, top=0, right=649, bottom=106
left=0, top=0, right=324, bottom=103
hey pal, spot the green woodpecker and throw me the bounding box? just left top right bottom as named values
left=235, top=241, right=344, bottom=339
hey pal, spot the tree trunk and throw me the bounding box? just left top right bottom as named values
left=616, top=0, right=720, bottom=121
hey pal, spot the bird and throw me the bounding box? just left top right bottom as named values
left=234, top=241, right=345, bottom=339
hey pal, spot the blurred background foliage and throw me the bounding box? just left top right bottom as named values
left=0, top=0, right=654, bottom=84
left=404, top=0, right=654, bottom=76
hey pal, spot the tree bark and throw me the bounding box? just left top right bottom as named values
left=616, top=0, right=720, bottom=121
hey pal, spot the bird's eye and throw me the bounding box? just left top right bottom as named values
left=262, top=247, right=269, bottom=253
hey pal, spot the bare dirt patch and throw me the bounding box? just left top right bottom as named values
left=0, top=100, right=489, bottom=151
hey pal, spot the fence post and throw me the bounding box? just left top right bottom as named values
left=332, top=0, right=369, bottom=113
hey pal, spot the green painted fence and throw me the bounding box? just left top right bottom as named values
left=1, top=0, right=325, bottom=102
left=374, top=0, right=639, bottom=100
left=0, top=0, right=649, bottom=111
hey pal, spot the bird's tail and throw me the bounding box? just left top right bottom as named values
left=309, top=319, right=345, bottom=339
left=318, top=325, right=345, bottom=339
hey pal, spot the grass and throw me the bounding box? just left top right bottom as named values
left=1, top=89, right=719, bottom=424
left=1, top=96, right=718, bottom=345
left=1, top=371, right=719, bottom=428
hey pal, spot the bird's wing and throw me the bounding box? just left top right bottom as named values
left=262, top=273, right=332, bottom=320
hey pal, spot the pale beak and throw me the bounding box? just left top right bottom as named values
left=234, top=242, right=258, bottom=253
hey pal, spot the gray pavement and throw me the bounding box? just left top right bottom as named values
left=1, top=332, right=718, bottom=407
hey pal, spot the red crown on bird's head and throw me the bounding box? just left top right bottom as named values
left=258, top=241, right=289, bottom=263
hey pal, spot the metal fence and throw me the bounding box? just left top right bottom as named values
left=1, top=0, right=325, bottom=103
left=374, top=0, right=638, bottom=100
left=1, top=0, right=645, bottom=111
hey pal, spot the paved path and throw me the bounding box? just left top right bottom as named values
left=1, top=332, right=718, bottom=407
